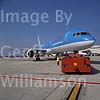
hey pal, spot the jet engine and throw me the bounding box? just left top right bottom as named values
left=25, top=49, right=34, bottom=58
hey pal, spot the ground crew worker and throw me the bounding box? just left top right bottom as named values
left=56, top=56, right=60, bottom=66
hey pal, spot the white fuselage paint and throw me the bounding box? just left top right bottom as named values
left=47, top=40, right=95, bottom=54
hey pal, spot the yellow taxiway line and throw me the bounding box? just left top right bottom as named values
left=68, top=83, right=82, bottom=100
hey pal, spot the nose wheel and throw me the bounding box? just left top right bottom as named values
left=36, top=57, right=40, bottom=61
left=73, top=50, right=79, bottom=54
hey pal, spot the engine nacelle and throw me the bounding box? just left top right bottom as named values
left=25, top=49, right=34, bottom=58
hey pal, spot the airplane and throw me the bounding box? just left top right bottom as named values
left=25, top=29, right=96, bottom=60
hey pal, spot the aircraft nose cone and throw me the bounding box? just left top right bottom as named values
left=82, top=36, right=96, bottom=48
left=89, top=40, right=95, bottom=46
left=89, top=36, right=96, bottom=46
left=83, top=36, right=96, bottom=46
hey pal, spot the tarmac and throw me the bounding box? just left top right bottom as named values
left=0, top=56, right=100, bottom=100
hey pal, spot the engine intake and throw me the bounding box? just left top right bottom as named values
left=25, top=49, right=34, bottom=58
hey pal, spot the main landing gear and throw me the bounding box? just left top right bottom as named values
left=35, top=51, right=40, bottom=61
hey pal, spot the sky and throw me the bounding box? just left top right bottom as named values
left=0, top=0, right=100, bottom=48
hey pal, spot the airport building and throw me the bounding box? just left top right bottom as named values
left=90, top=45, right=100, bottom=54
left=80, top=45, right=100, bottom=56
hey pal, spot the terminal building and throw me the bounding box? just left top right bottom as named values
left=80, top=45, right=100, bottom=56
left=89, top=45, right=100, bottom=54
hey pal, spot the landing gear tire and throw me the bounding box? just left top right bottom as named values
left=36, top=58, right=40, bottom=61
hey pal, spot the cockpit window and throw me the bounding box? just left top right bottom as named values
left=73, top=32, right=88, bottom=37
left=77, top=33, right=80, bottom=36
left=81, top=32, right=88, bottom=35
left=73, top=33, right=80, bottom=36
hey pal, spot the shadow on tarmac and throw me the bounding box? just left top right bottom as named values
left=91, top=60, right=100, bottom=64
left=91, top=66, right=100, bottom=75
